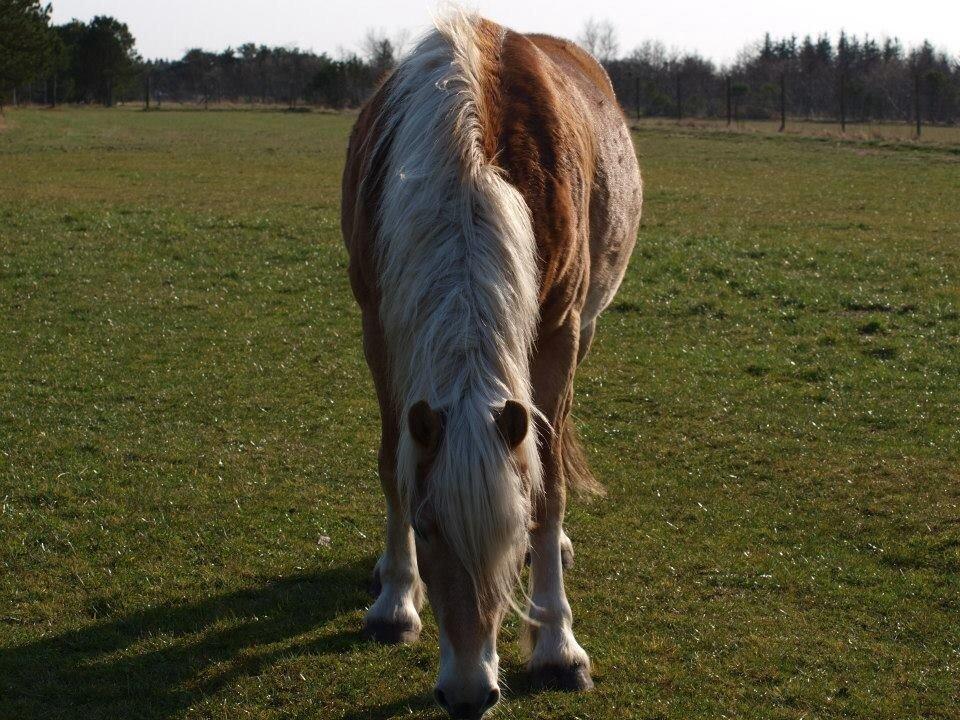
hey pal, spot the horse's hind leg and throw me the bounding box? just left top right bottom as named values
left=361, top=310, right=424, bottom=644
left=525, top=316, right=594, bottom=691
left=577, top=318, right=596, bottom=365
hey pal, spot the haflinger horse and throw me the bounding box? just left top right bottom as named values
left=341, top=11, right=641, bottom=720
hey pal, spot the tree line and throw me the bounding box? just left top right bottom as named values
left=601, top=28, right=959, bottom=127
left=140, top=34, right=398, bottom=109
left=2, top=1, right=138, bottom=107
left=3, top=1, right=958, bottom=128
left=1, top=1, right=400, bottom=109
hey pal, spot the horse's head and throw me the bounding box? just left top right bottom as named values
left=405, top=399, right=534, bottom=719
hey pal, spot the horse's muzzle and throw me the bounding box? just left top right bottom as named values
left=434, top=685, right=500, bottom=719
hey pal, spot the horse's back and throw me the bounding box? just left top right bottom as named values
left=344, top=22, right=642, bottom=332
left=523, top=34, right=618, bottom=106
left=506, top=32, right=642, bottom=331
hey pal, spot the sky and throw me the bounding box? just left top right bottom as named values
left=50, top=1, right=960, bottom=64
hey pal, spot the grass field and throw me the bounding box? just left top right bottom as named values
left=1, top=107, right=958, bottom=720
left=631, top=117, right=960, bottom=146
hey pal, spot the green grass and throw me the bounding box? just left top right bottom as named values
left=1, top=107, right=958, bottom=720
left=632, top=116, right=960, bottom=147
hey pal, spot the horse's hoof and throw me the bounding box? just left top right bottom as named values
left=529, top=662, right=594, bottom=692
left=363, top=618, right=420, bottom=645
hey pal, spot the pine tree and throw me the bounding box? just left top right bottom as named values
left=0, top=0, right=53, bottom=108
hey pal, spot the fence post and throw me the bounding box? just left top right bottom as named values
left=839, top=72, right=846, bottom=133
left=676, top=72, right=682, bottom=122
left=726, top=76, right=732, bottom=126
left=779, top=72, right=786, bottom=132
left=635, top=73, right=640, bottom=120
left=914, top=72, right=922, bottom=137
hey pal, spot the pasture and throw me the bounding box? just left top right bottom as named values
left=1, top=107, right=958, bottom=719
left=632, top=116, right=960, bottom=145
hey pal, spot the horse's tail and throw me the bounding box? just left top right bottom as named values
left=561, top=416, right=605, bottom=497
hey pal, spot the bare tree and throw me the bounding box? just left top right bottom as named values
left=391, top=28, right=411, bottom=58
left=579, top=18, right=619, bottom=63
left=361, top=28, right=396, bottom=80
left=630, top=39, right=670, bottom=68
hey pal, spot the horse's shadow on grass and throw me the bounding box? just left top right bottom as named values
left=0, top=556, right=429, bottom=720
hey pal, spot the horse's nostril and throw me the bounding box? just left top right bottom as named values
left=434, top=688, right=449, bottom=711
left=483, top=687, right=500, bottom=710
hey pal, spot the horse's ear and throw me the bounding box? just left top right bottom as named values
left=495, top=400, right=529, bottom=450
left=408, top=400, right=442, bottom=453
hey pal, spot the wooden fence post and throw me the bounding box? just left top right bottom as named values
left=914, top=72, right=922, bottom=137
left=676, top=72, right=682, bottom=122
left=779, top=72, right=786, bottom=132
left=726, top=76, right=732, bottom=126
left=839, top=72, right=846, bottom=133
left=635, top=73, right=640, bottom=120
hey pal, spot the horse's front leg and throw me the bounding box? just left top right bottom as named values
left=526, top=318, right=594, bottom=691
left=364, top=441, right=424, bottom=644
left=361, top=310, right=424, bottom=644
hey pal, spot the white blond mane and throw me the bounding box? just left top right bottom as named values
left=371, top=12, right=542, bottom=601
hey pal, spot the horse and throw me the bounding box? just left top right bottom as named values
left=341, top=12, right=642, bottom=719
